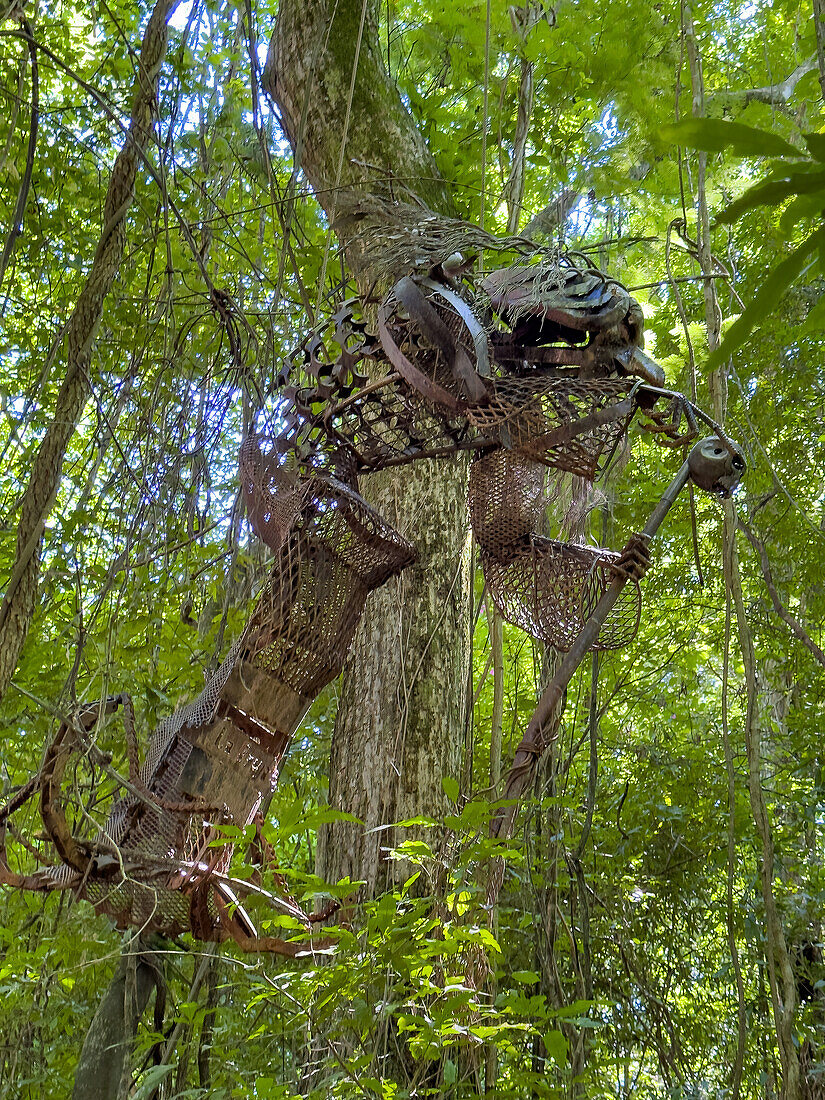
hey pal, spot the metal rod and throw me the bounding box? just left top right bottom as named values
left=490, top=457, right=691, bottom=839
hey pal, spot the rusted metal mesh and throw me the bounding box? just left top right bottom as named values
left=239, top=440, right=310, bottom=551
left=466, top=376, right=634, bottom=481
left=95, top=466, right=410, bottom=936
left=468, top=449, right=640, bottom=650
left=2, top=247, right=661, bottom=948
left=6, top=451, right=414, bottom=943
left=481, top=539, right=640, bottom=651
left=269, top=265, right=645, bottom=481
left=324, top=381, right=473, bottom=470
left=467, top=449, right=546, bottom=557
left=239, top=457, right=415, bottom=696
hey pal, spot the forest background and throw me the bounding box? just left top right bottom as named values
left=1, top=0, right=825, bottom=1097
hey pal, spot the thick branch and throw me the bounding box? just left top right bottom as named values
left=72, top=938, right=164, bottom=1100
left=709, top=55, right=818, bottom=107
left=0, top=0, right=179, bottom=700
left=505, top=55, right=534, bottom=235
left=521, top=187, right=580, bottom=241
left=263, top=0, right=454, bottom=284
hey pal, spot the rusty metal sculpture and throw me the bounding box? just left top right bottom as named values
left=0, top=243, right=744, bottom=953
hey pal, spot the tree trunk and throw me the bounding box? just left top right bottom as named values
left=0, top=0, right=178, bottom=702
left=263, top=0, right=453, bottom=234
left=264, top=0, right=472, bottom=896
left=72, top=937, right=163, bottom=1100
left=318, top=461, right=471, bottom=893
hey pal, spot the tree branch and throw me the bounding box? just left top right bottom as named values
left=0, top=0, right=179, bottom=701
left=813, top=1, right=825, bottom=103
left=709, top=55, right=818, bottom=107
left=737, top=518, right=825, bottom=669
left=0, top=15, right=37, bottom=292
left=521, top=187, right=580, bottom=241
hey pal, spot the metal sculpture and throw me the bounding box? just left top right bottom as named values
left=0, top=242, right=744, bottom=953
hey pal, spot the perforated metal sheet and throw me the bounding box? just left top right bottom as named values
left=1, top=251, right=658, bottom=947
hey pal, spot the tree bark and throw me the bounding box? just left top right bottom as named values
left=263, top=0, right=453, bottom=233
left=264, top=0, right=472, bottom=896
left=318, top=462, right=471, bottom=893
left=72, top=937, right=163, bottom=1100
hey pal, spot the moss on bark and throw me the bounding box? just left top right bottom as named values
left=266, top=0, right=471, bottom=896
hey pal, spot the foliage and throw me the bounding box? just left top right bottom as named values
left=663, top=115, right=825, bottom=362
left=1, top=0, right=825, bottom=1097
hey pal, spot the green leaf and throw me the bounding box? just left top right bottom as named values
left=442, top=775, right=459, bottom=802
left=542, top=1029, right=569, bottom=1064
left=402, top=870, right=422, bottom=893
left=132, top=1065, right=175, bottom=1100
left=800, top=295, right=825, bottom=333
left=779, top=193, right=825, bottom=235
left=660, top=119, right=800, bottom=158
left=389, top=839, right=434, bottom=859
left=715, top=169, right=825, bottom=226
left=512, top=969, right=540, bottom=984
left=302, top=807, right=363, bottom=828
left=388, top=816, right=437, bottom=829
left=804, top=132, right=825, bottom=161
left=708, top=226, right=825, bottom=367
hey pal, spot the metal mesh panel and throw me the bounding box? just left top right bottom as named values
left=469, top=448, right=641, bottom=651
left=3, top=253, right=659, bottom=947
left=468, top=449, right=546, bottom=558
left=245, top=536, right=371, bottom=698
left=84, top=876, right=193, bottom=935
left=295, top=373, right=634, bottom=480
left=241, top=468, right=415, bottom=697
left=482, top=537, right=641, bottom=651
left=239, top=438, right=309, bottom=551
left=67, top=471, right=416, bottom=936
left=467, top=377, right=634, bottom=480
left=325, top=383, right=473, bottom=469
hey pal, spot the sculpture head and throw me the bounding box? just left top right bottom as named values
left=687, top=437, right=746, bottom=497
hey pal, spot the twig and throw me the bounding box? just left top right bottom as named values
left=737, top=517, right=825, bottom=669
left=721, top=574, right=746, bottom=1100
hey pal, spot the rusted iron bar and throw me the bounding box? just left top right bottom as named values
left=490, top=436, right=744, bottom=845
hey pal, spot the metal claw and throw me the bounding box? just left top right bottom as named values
left=612, top=532, right=652, bottom=582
